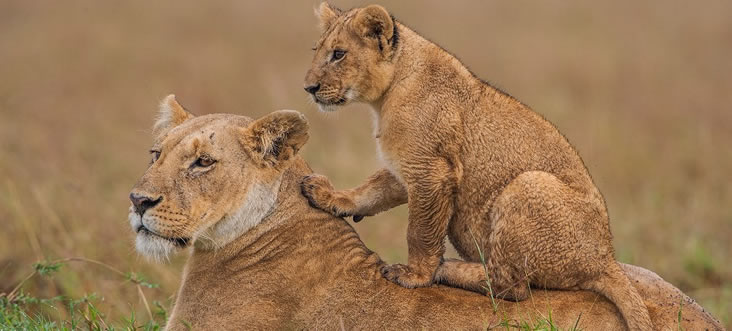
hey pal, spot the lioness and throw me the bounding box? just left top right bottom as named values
left=302, top=3, right=654, bottom=330
left=128, top=96, right=721, bottom=330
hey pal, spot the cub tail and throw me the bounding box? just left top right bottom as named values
left=582, top=261, right=653, bottom=331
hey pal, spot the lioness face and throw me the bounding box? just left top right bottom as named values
left=304, top=4, right=398, bottom=112
left=129, top=95, right=308, bottom=261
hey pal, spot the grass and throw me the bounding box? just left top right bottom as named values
left=0, top=0, right=730, bottom=328
left=1, top=259, right=167, bottom=330
left=1, top=293, right=167, bottom=330
left=488, top=309, right=583, bottom=331
left=678, top=298, right=684, bottom=331
left=471, top=230, right=498, bottom=313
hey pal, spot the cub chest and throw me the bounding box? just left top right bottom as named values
left=375, top=135, right=406, bottom=185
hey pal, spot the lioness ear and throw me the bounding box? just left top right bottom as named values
left=315, top=2, right=340, bottom=32
left=242, top=110, right=309, bottom=168
left=353, top=5, right=394, bottom=50
left=153, top=94, right=194, bottom=137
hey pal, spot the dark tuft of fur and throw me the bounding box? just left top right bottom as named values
left=173, top=237, right=190, bottom=247
left=390, top=15, right=399, bottom=50
left=270, top=136, right=283, bottom=158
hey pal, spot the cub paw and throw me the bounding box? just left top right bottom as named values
left=380, top=263, right=433, bottom=288
left=301, top=174, right=335, bottom=208
left=301, top=174, right=358, bottom=219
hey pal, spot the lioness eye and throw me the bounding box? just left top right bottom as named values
left=193, top=156, right=216, bottom=168
left=332, top=49, right=346, bottom=61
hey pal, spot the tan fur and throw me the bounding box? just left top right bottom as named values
left=303, top=4, right=659, bottom=330
left=127, top=100, right=721, bottom=330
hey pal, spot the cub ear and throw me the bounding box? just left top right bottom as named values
left=153, top=94, right=194, bottom=137
left=353, top=5, right=394, bottom=48
left=315, top=2, right=341, bottom=32
left=242, top=110, right=309, bottom=168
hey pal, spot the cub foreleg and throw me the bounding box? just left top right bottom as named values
left=301, top=168, right=407, bottom=221
left=381, top=157, right=457, bottom=288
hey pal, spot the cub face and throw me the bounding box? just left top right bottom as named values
left=128, top=95, right=308, bottom=261
left=304, top=3, right=398, bottom=112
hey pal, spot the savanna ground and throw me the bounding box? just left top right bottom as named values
left=1, top=0, right=730, bottom=329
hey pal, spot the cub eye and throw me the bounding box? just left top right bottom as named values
left=150, top=150, right=161, bottom=163
left=193, top=156, right=216, bottom=168
left=332, top=49, right=346, bottom=61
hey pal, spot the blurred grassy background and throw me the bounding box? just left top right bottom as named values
left=1, top=0, right=730, bottom=327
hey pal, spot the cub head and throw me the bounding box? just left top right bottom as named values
left=128, top=95, right=309, bottom=261
left=303, top=3, right=399, bottom=112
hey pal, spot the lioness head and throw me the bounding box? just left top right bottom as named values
left=128, top=95, right=308, bottom=261
left=303, top=3, right=398, bottom=112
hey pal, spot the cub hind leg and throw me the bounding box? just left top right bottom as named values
left=435, top=259, right=530, bottom=301
left=443, top=171, right=650, bottom=330
left=485, top=171, right=615, bottom=290
left=443, top=171, right=611, bottom=300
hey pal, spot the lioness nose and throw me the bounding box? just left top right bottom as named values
left=304, top=83, right=320, bottom=95
left=129, top=193, right=162, bottom=216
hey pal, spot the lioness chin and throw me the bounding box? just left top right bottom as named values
left=127, top=95, right=721, bottom=330
left=302, top=3, right=656, bottom=330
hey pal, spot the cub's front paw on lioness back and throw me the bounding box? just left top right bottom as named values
left=300, top=174, right=365, bottom=221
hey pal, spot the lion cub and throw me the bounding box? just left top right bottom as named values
left=301, top=4, right=651, bottom=330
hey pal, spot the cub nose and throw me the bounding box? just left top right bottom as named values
left=304, top=83, right=320, bottom=95
left=129, top=192, right=162, bottom=216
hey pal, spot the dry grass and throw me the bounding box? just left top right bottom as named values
left=1, top=0, right=730, bottom=327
